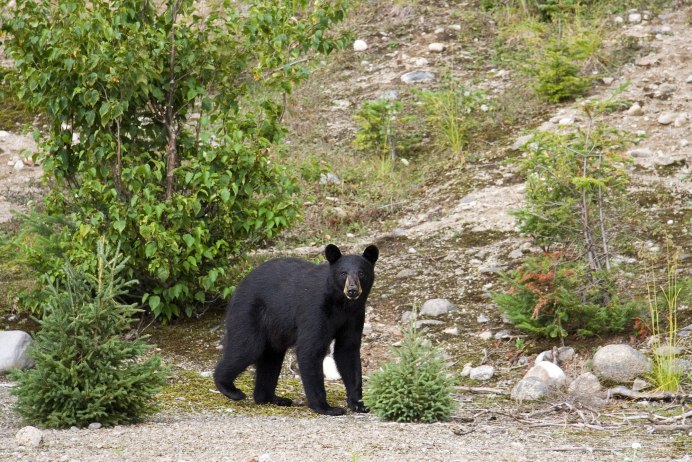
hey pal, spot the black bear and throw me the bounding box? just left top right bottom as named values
left=214, top=244, right=379, bottom=416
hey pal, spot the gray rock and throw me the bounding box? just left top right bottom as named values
left=653, top=344, right=682, bottom=356
left=476, top=314, right=489, bottom=323
left=443, top=327, right=459, bottom=336
left=568, top=372, right=602, bottom=397
left=494, top=330, right=512, bottom=340
left=413, top=319, right=445, bottom=329
left=632, top=378, right=650, bottom=391
left=469, top=365, right=494, bottom=381
left=401, top=311, right=413, bottom=325
left=395, top=268, right=417, bottom=278
left=628, top=12, right=642, bottom=23
left=16, top=426, right=42, bottom=447
left=428, top=42, right=446, bottom=52
left=674, top=358, right=692, bottom=372
left=508, top=249, right=523, bottom=259
left=511, top=134, right=534, bottom=151
left=0, top=330, right=34, bottom=373
left=511, top=377, right=548, bottom=402
left=319, top=172, right=341, bottom=185
left=259, top=454, right=273, bottom=462
left=420, top=298, right=455, bottom=317
left=88, top=422, right=102, bottom=430
left=400, top=71, right=435, bottom=84
left=592, top=344, right=651, bottom=383
left=679, top=324, right=692, bottom=337
left=460, top=362, right=473, bottom=377
left=654, top=83, right=677, bottom=99
left=628, top=147, right=653, bottom=158
left=535, top=346, right=575, bottom=364
left=674, top=113, right=688, bottom=128
left=524, top=362, right=567, bottom=388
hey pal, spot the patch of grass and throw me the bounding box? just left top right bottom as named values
left=158, top=369, right=347, bottom=417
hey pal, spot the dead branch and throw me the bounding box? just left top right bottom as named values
left=607, top=386, right=690, bottom=402
left=456, top=386, right=510, bottom=396
left=646, top=424, right=692, bottom=433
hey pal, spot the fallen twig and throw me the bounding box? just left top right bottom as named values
left=646, top=424, right=692, bottom=433
left=456, top=386, right=510, bottom=395
left=607, top=386, right=690, bottom=402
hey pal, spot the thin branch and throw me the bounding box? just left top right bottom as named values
left=164, top=0, right=182, bottom=200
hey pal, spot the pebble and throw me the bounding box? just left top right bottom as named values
left=443, top=327, right=459, bottom=335
left=479, top=330, right=493, bottom=340
left=16, top=426, right=42, bottom=447
left=88, top=422, right=102, bottom=430
left=428, top=42, right=446, bottom=52
left=476, top=314, right=489, bottom=323
left=628, top=12, right=642, bottom=23
left=400, top=70, right=435, bottom=84
left=657, top=112, right=676, bottom=125
left=627, top=102, right=644, bottom=116
left=353, top=39, right=368, bottom=52
left=674, top=113, right=688, bottom=128
left=469, top=365, right=494, bottom=381
left=460, top=362, right=472, bottom=377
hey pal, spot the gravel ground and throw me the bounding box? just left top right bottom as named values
left=1, top=381, right=690, bottom=462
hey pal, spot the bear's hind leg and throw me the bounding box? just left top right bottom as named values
left=253, top=349, right=293, bottom=406
left=214, top=343, right=259, bottom=401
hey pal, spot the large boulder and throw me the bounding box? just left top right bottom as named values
left=524, top=361, right=567, bottom=389
left=511, top=377, right=548, bottom=402
left=0, top=330, right=34, bottom=373
left=592, top=344, right=651, bottom=383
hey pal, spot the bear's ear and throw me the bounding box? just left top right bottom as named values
left=325, top=244, right=342, bottom=264
left=362, top=245, right=379, bottom=266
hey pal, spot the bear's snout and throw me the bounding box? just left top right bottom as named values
left=343, top=273, right=362, bottom=300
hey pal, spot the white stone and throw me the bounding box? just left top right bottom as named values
left=0, top=331, right=34, bottom=372
left=258, top=454, right=273, bottom=462
left=353, top=39, right=368, bottom=52
left=632, top=378, right=650, bottom=391
left=476, top=314, right=489, bottom=323
left=428, top=42, right=446, bottom=52
left=674, top=113, right=688, bottom=128
left=400, top=70, right=435, bottom=84
left=443, top=327, right=459, bottom=336
left=568, top=372, right=602, bottom=397
left=420, top=298, right=455, bottom=317
left=460, top=362, right=473, bottom=377
left=479, top=330, right=493, bottom=341
left=524, top=361, right=567, bottom=388
left=16, top=426, right=42, bottom=447
left=469, top=365, right=494, bottom=381
left=627, top=102, right=644, bottom=116
left=628, top=12, right=642, bottom=23
left=558, top=117, right=574, bottom=126
left=657, top=112, right=676, bottom=125
left=13, top=160, right=25, bottom=171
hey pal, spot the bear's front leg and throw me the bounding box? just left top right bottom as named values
left=296, top=342, right=345, bottom=416
left=334, top=330, right=368, bottom=413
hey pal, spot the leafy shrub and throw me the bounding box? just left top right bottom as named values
left=0, top=0, right=350, bottom=319
left=364, top=325, right=456, bottom=423
left=10, top=240, right=168, bottom=428
left=493, top=252, right=640, bottom=338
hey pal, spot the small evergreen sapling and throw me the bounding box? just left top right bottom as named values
left=363, top=324, right=456, bottom=423
left=10, top=241, right=168, bottom=428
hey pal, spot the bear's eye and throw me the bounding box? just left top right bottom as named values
left=358, top=270, right=365, bottom=278
left=340, top=271, right=347, bottom=278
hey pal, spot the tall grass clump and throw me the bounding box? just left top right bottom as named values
left=364, top=323, right=456, bottom=423
left=10, top=240, right=168, bottom=428
left=646, top=245, right=684, bottom=392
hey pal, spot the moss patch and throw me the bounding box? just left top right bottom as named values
left=158, top=369, right=348, bottom=417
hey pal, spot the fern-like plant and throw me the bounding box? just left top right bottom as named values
left=10, top=240, right=168, bottom=428
left=364, top=324, right=456, bottom=423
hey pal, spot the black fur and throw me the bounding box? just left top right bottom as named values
left=214, top=244, right=379, bottom=415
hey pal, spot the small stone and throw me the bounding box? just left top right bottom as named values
left=401, top=311, right=413, bottom=325
left=476, top=314, right=489, bottom=323
left=511, top=377, right=548, bottom=402
left=558, top=117, right=574, bottom=126
left=199, top=371, right=213, bottom=378
left=410, top=57, right=429, bottom=66
left=258, top=454, right=273, bottom=462
left=13, top=160, right=25, bottom=171
left=512, top=134, right=534, bottom=151
left=443, top=327, right=459, bottom=336
left=469, top=365, right=494, bottom=381
left=653, top=344, right=682, bottom=356
left=88, top=422, right=102, bottom=430
left=449, top=24, right=462, bottom=31
left=613, top=15, right=624, bottom=24
left=627, top=102, right=644, bottom=116
left=674, top=113, right=688, bottom=128
left=16, top=426, right=42, bottom=447
left=395, top=268, right=416, bottom=278
left=602, top=77, right=614, bottom=85
left=657, top=112, right=676, bottom=125
left=420, top=298, right=456, bottom=317
left=628, top=12, right=642, bottom=23
left=628, top=147, right=653, bottom=158
left=319, top=172, right=341, bottom=185
left=460, top=362, right=472, bottom=377
left=494, top=330, right=511, bottom=340
left=400, top=70, right=435, bottom=84
left=0, top=130, right=9, bottom=137
left=632, top=378, right=650, bottom=391
left=687, top=75, right=692, bottom=84
left=508, top=249, right=523, bottom=259
left=680, top=139, right=689, bottom=148
left=414, top=319, right=445, bottom=329
left=407, top=247, right=417, bottom=254
left=353, top=39, right=368, bottom=52
left=479, top=330, right=493, bottom=341
left=428, top=42, right=446, bottom=52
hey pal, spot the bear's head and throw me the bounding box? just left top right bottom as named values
left=325, top=244, right=379, bottom=301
